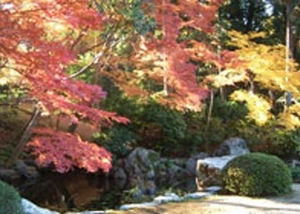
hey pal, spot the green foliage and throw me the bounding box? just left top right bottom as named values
left=66, top=52, right=96, bottom=83
left=120, top=1, right=156, bottom=35
left=142, top=101, right=187, bottom=140
left=96, top=0, right=155, bottom=54
left=93, top=125, right=136, bottom=158
left=202, top=98, right=248, bottom=151
left=219, top=0, right=273, bottom=34
left=212, top=98, right=248, bottom=122
left=0, top=145, right=14, bottom=166
left=222, top=153, right=292, bottom=197
left=100, top=87, right=205, bottom=156
left=290, top=166, right=300, bottom=182
left=0, top=107, right=25, bottom=166
left=0, top=180, right=24, bottom=214
left=95, top=0, right=156, bottom=34
left=237, top=122, right=300, bottom=158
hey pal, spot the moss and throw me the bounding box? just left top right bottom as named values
left=148, top=151, right=160, bottom=163
left=221, top=153, right=292, bottom=197
left=0, top=180, right=24, bottom=214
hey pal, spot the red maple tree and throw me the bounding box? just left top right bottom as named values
left=0, top=0, right=128, bottom=173
left=1, top=0, right=237, bottom=172
left=121, top=0, right=229, bottom=111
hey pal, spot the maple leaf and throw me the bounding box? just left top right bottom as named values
left=27, top=128, right=112, bottom=173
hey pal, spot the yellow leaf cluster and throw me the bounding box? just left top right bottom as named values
left=228, top=31, right=300, bottom=96
left=231, top=90, right=272, bottom=126
left=0, top=68, right=21, bottom=85
left=278, top=104, right=300, bottom=129
left=212, top=68, right=248, bottom=87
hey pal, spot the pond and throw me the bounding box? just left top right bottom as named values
left=19, top=170, right=197, bottom=213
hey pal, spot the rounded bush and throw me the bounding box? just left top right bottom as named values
left=221, top=153, right=292, bottom=197
left=0, top=180, right=24, bottom=214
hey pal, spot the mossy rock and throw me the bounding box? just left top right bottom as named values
left=0, top=180, right=24, bottom=214
left=221, top=153, right=292, bottom=197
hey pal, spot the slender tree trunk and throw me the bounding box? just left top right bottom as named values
left=163, top=53, right=168, bottom=96
left=7, top=106, right=41, bottom=166
left=285, top=3, right=291, bottom=75
left=217, top=45, right=224, bottom=101
left=284, top=1, right=295, bottom=111
left=204, top=90, right=214, bottom=152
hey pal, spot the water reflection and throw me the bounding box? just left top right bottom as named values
left=20, top=171, right=197, bottom=212
left=20, top=171, right=119, bottom=212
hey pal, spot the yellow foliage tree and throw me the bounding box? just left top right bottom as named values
left=213, top=31, right=300, bottom=128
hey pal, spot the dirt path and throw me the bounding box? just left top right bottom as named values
left=108, top=184, right=300, bottom=214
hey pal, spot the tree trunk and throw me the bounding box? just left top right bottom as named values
left=7, top=107, right=41, bottom=166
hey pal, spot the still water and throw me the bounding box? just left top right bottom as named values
left=19, top=171, right=197, bottom=212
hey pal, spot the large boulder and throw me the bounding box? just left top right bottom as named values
left=0, top=160, right=39, bottom=186
left=196, top=155, right=237, bottom=189
left=115, top=147, right=206, bottom=196
left=120, top=147, right=160, bottom=196
left=123, top=147, right=160, bottom=180
left=213, top=137, right=249, bottom=157
left=196, top=138, right=250, bottom=190
left=14, top=160, right=39, bottom=180
left=186, top=152, right=209, bottom=175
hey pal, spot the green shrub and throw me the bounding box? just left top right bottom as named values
left=0, top=180, right=24, bottom=214
left=94, top=125, right=136, bottom=158
left=221, top=153, right=292, bottom=197
left=290, top=166, right=300, bottom=182
left=237, top=121, right=300, bottom=159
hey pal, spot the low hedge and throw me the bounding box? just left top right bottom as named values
left=221, top=153, right=292, bottom=197
left=0, top=180, right=24, bottom=214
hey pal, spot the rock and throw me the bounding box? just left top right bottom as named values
left=216, top=137, right=249, bottom=156
left=183, top=192, right=212, bottom=200
left=186, top=152, right=209, bottom=175
left=14, top=159, right=39, bottom=180
left=204, top=186, right=222, bottom=193
left=155, top=158, right=191, bottom=187
left=115, top=147, right=210, bottom=198
left=126, top=176, right=157, bottom=198
left=153, top=193, right=182, bottom=204
left=195, top=138, right=250, bottom=190
left=0, top=160, right=40, bottom=187
left=123, top=147, right=160, bottom=178
left=0, top=169, right=20, bottom=182
left=113, top=167, right=127, bottom=180
left=291, top=159, right=300, bottom=167
left=114, top=178, right=127, bottom=190
left=144, top=180, right=156, bottom=195
left=196, top=155, right=237, bottom=190
left=22, top=198, right=59, bottom=214
left=119, top=148, right=161, bottom=196
left=119, top=202, right=159, bottom=210
left=65, top=211, right=106, bottom=214
left=213, top=137, right=249, bottom=156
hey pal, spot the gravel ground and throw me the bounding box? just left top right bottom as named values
left=108, top=184, right=300, bottom=214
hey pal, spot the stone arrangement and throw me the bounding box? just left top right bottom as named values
left=112, top=147, right=209, bottom=197
left=3, top=137, right=250, bottom=213
left=0, top=159, right=39, bottom=185
left=118, top=186, right=221, bottom=211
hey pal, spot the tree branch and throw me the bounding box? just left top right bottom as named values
left=65, top=37, right=119, bottom=80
